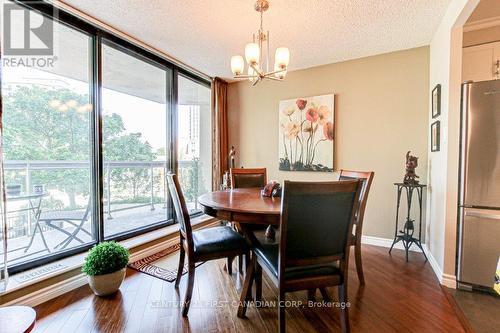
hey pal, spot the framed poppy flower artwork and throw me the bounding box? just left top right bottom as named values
left=279, top=94, right=334, bottom=172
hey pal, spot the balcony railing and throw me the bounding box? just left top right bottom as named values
left=3, top=159, right=202, bottom=240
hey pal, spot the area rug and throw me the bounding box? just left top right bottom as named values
left=128, top=244, right=202, bottom=282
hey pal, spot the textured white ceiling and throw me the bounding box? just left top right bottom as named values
left=60, top=0, right=452, bottom=79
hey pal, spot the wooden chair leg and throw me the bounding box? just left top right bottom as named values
left=227, top=257, right=233, bottom=275
left=175, top=245, right=185, bottom=289
left=182, top=261, right=196, bottom=317
left=307, top=289, right=316, bottom=301
left=338, top=283, right=350, bottom=333
left=237, top=255, right=256, bottom=318
left=319, top=288, right=331, bottom=302
left=355, top=241, right=365, bottom=285
left=278, top=290, right=286, bottom=333
left=254, top=260, right=262, bottom=302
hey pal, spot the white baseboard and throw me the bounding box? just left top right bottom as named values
left=361, top=235, right=423, bottom=252
left=441, top=274, right=457, bottom=289
left=361, top=235, right=456, bottom=289
left=3, top=273, right=88, bottom=307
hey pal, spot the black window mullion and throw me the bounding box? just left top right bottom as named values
left=171, top=68, right=179, bottom=176
left=165, top=69, right=174, bottom=222
left=92, top=34, right=105, bottom=243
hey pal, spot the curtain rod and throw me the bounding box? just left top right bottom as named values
left=48, top=0, right=213, bottom=83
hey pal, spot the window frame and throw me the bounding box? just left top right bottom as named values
left=176, top=72, right=212, bottom=216
left=4, top=1, right=211, bottom=274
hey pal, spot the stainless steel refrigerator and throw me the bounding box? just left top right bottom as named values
left=458, top=80, right=500, bottom=292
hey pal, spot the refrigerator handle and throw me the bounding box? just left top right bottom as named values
left=459, top=82, right=471, bottom=207
left=464, top=210, right=500, bottom=220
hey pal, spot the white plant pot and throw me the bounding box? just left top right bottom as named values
left=87, top=268, right=126, bottom=296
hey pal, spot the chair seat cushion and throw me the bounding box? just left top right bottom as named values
left=253, top=234, right=341, bottom=281
left=192, top=226, right=248, bottom=256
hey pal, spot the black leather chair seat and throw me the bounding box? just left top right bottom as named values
left=192, top=226, right=248, bottom=255
left=253, top=238, right=341, bottom=281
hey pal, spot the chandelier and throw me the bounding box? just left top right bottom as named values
left=230, top=0, right=290, bottom=86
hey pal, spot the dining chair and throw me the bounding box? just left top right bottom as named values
left=238, top=180, right=362, bottom=333
left=166, top=173, right=250, bottom=317
left=338, top=169, right=374, bottom=285
left=308, top=170, right=374, bottom=299
left=229, top=167, right=267, bottom=271
left=230, top=167, right=267, bottom=189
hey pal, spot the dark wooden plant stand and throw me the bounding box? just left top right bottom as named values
left=389, top=183, right=428, bottom=262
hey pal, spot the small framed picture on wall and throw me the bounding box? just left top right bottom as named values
left=431, top=121, right=440, bottom=152
left=432, top=84, right=441, bottom=118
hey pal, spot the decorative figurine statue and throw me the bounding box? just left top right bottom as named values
left=403, top=151, right=420, bottom=185
left=229, top=146, right=236, bottom=170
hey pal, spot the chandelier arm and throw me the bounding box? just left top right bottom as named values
left=234, top=75, right=259, bottom=79
left=265, top=68, right=286, bottom=76
left=250, top=62, right=263, bottom=76
left=265, top=76, right=283, bottom=82
left=252, top=77, right=261, bottom=86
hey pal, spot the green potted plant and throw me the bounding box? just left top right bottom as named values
left=82, top=241, right=129, bottom=296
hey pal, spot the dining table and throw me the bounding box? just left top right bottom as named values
left=198, top=187, right=281, bottom=239
left=198, top=188, right=279, bottom=304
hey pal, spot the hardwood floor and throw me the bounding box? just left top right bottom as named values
left=33, top=245, right=466, bottom=332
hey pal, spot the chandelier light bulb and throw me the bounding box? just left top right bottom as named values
left=275, top=47, right=290, bottom=69
left=274, top=63, right=287, bottom=79
left=245, top=43, right=260, bottom=65
left=231, top=55, right=244, bottom=76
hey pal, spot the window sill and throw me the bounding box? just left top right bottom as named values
left=1, top=214, right=218, bottom=297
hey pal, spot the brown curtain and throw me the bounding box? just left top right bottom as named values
left=211, top=77, right=229, bottom=191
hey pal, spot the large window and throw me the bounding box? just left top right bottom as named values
left=102, top=42, right=171, bottom=238
left=2, top=7, right=96, bottom=267
left=0, top=2, right=211, bottom=273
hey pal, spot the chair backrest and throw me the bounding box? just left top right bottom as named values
left=166, top=173, right=193, bottom=245
left=339, top=170, right=374, bottom=236
left=230, top=168, right=267, bottom=189
left=279, top=180, right=361, bottom=277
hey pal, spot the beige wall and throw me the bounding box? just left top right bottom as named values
left=227, top=47, right=429, bottom=240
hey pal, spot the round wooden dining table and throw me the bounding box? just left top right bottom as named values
left=198, top=188, right=281, bottom=226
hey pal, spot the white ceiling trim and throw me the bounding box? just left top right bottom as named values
left=49, top=0, right=212, bottom=81
left=463, top=16, right=500, bottom=32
